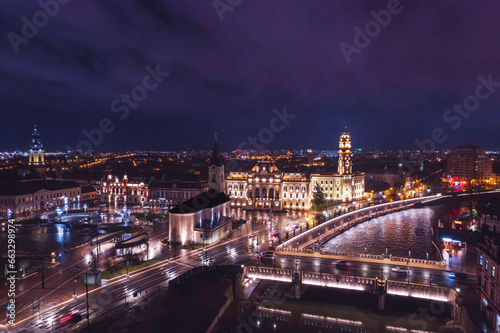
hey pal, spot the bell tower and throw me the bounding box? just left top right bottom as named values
left=29, top=124, right=45, bottom=167
left=338, top=128, right=352, bottom=175
left=208, top=132, right=225, bottom=192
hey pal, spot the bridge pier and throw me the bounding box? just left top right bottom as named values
left=293, top=271, right=302, bottom=299
left=376, top=278, right=388, bottom=310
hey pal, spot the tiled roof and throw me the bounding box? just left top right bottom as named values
left=0, top=180, right=80, bottom=196
left=169, top=190, right=230, bottom=214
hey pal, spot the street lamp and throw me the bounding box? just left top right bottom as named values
left=76, top=265, right=90, bottom=327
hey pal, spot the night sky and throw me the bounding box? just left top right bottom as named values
left=1, top=0, right=500, bottom=152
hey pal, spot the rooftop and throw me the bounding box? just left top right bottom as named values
left=0, top=179, right=81, bottom=196
left=169, top=189, right=230, bottom=214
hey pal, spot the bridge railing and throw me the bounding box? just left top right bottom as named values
left=274, top=249, right=447, bottom=269
left=278, top=196, right=437, bottom=250
left=390, top=256, right=446, bottom=266
left=245, top=266, right=294, bottom=283
left=320, top=250, right=385, bottom=260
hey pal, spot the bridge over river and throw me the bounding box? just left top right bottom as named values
left=244, top=265, right=461, bottom=311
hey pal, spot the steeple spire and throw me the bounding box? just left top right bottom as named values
left=210, top=132, right=223, bottom=166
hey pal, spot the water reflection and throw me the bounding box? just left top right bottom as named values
left=322, top=206, right=445, bottom=260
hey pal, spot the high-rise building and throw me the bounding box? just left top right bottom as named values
left=446, top=144, right=493, bottom=185
left=28, top=124, right=45, bottom=166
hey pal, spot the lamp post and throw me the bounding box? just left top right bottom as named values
left=73, top=271, right=77, bottom=297
left=76, top=265, right=90, bottom=327
left=85, top=269, right=89, bottom=327
left=36, top=250, right=46, bottom=289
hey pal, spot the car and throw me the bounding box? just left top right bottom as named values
left=100, top=203, right=107, bottom=207
left=133, top=205, right=141, bottom=209
left=336, top=261, right=351, bottom=267
left=57, top=310, right=82, bottom=323
left=391, top=266, right=410, bottom=274
left=271, top=231, right=279, bottom=238
left=292, top=223, right=299, bottom=230
left=260, top=251, right=276, bottom=260
left=448, top=272, right=456, bottom=279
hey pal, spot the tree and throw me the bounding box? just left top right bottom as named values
left=313, top=183, right=326, bottom=208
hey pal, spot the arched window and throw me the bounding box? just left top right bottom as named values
left=269, top=188, right=274, bottom=199
left=255, top=188, right=260, bottom=199
left=262, top=188, right=267, bottom=199
left=212, top=174, right=216, bottom=183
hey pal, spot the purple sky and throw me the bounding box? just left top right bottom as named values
left=1, top=0, right=500, bottom=152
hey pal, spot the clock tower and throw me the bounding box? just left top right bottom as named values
left=338, top=129, right=352, bottom=175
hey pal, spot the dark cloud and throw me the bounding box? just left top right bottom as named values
left=1, top=0, right=500, bottom=151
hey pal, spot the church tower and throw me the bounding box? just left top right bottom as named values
left=29, top=124, right=45, bottom=166
left=208, top=132, right=225, bottom=192
left=338, top=129, right=352, bottom=175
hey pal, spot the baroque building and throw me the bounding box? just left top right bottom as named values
left=224, top=130, right=365, bottom=211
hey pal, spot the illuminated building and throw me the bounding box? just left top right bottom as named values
left=310, top=131, right=364, bottom=203
left=0, top=180, right=81, bottom=215
left=168, top=190, right=232, bottom=245
left=147, top=175, right=208, bottom=209
left=446, top=144, right=494, bottom=187
left=225, top=130, right=365, bottom=210
left=476, top=235, right=500, bottom=330
left=100, top=174, right=147, bottom=206
left=28, top=124, right=45, bottom=167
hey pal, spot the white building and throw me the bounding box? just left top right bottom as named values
left=168, top=190, right=232, bottom=245
left=225, top=130, right=365, bottom=210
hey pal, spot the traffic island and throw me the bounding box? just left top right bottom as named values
left=101, top=259, right=163, bottom=280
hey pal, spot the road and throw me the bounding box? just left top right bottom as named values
left=2, top=202, right=476, bottom=332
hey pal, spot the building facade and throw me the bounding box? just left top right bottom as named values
left=168, top=190, right=232, bottom=245
left=476, top=236, right=500, bottom=331
left=147, top=176, right=208, bottom=209
left=225, top=131, right=365, bottom=211
left=447, top=144, right=494, bottom=185
left=100, top=174, right=148, bottom=206
left=0, top=180, right=81, bottom=215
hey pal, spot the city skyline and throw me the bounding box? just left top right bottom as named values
left=1, top=1, right=500, bottom=151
